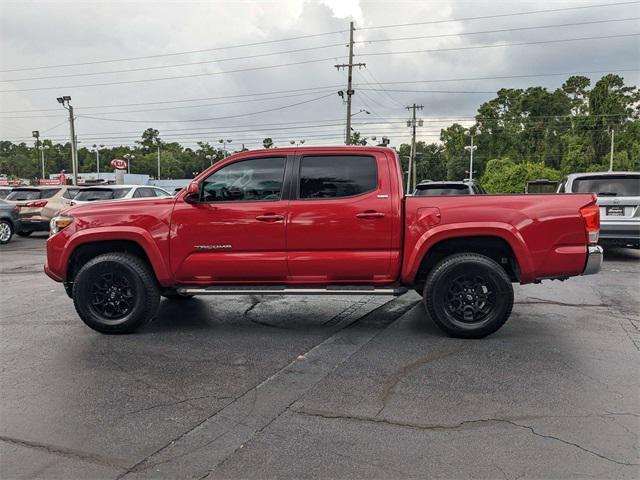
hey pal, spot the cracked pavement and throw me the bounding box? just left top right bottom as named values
left=1, top=234, right=638, bottom=479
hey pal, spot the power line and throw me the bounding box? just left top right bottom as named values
left=0, top=30, right=349, bottom=74
left=5, top=113, right=631, bottom=142
left=357, top=1, right=640, bottom=31
left=0, top=85, right=344, bottom=113
left=0, top=89, right=340, bottom=118
left=359, top=33, right=640, bottom=58
left=0, top=56, right=346, bottom=93
left=77, top=93, right=336, bottom=123
left=358, top=68, right=640, bottom=85
left=359, top=17, right=640, bottom=44
left=0, top=43, right=348, bottom=83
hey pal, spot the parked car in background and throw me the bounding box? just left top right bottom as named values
left=414, top=180, right=486, bottom=196
left=71, top=185, right=172, bottom=205
left=558, top=171, right=639, bottom=249
left=525, top=179, right=560, bottom=194
left=0, top=199, right=21, bottom=244
left=5, top=186, right=79, bottom=236
left=0, top=187, right=13, bottom=199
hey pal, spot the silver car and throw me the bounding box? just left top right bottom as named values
left=558, top=172, right=640, bottom=249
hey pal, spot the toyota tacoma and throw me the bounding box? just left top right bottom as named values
left=45, top=146, right=603, bottom=338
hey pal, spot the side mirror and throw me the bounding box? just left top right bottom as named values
left=184, top=181, right=200, bottom=204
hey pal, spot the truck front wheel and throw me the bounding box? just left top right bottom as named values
left=423, top=253, right=513, bottom=339
left=72, top=252, right=160, bottom=334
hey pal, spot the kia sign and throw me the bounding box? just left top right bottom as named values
left=111, top=158, right=127, bottom=170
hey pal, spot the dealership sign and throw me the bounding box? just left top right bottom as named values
left=111, top=158, right=128, bottom=170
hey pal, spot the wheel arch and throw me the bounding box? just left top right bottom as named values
left=63, top=228, right=173, bottom=288
left=404, top=225, right=534, bottom=287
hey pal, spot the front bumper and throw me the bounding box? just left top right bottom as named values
left=582, top=245, right=603, bottom=275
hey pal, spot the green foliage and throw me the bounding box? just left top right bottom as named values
left=262, top=137, right=274, bottom=149
left=1, top=75, right=637, bottom=184
left=481, top=158, right=562, bottom=193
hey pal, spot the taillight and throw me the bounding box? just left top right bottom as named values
left=25, top=201, right=47, bottom=208
left=580, top=203, right=600, bottom=245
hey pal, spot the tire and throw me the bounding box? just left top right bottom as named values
left=17, top=230, right=32, bottom=237
left=0, top=219, right=13, bottom=244
left=72, top=252, right=160, bottom=334
left=423, top=253, right=513, bottom=339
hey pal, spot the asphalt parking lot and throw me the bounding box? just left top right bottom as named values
left=1, top=234, right=638, bottom=479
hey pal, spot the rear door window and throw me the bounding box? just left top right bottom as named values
left=6, top=189, right=41, bottom=201
left=133, top=187, right=156, bottom=198
left=298, top=155, right=377, bottom=199
left=571, top=175, right=640, bottom=196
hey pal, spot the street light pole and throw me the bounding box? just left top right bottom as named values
left=609, top=129, right=615, bottom=172
left=219, top=139, right=232, bottom=158
left=92, top=144, right=102, bottom=179
left=464, top=131, right=478, bottom=181
left=39, top=145, right=49, bottom=179
left=157, top=143, right=161, bottom=180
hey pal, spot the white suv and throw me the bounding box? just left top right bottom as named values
left=558, top=172, right=640, bottom=249
left=71, top=185, right=172, bottom=205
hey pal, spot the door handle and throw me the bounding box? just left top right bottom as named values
left=256, top=213, right=284, bottom=222
left=356, top=211, right=385, bottom=219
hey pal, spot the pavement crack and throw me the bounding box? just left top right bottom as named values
left=293, top=410, right=640, bottom=467
left=243, top=295, right=261, bottom=316
left=0, top=435, right=128, bottom=470
left=516, top=297, right=609, bottom=308
left=376, top=349, right=461, bottom=417
left=125, top=394, right=233, bottom=415
left=504, top=420, right=639, bottom=467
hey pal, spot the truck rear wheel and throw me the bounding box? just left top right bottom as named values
left=72, top=252, right=160, bottom=334
left=423, top=253, right=513, bottom=339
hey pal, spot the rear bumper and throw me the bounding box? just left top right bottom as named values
left=19, top=219, right=49, bottom=232
left=582, top=245, right=603, bottom=275
left=598, top=222, right=640, bottom=248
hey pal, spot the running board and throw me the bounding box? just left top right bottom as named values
left=177, top=285, right=408, bottom=296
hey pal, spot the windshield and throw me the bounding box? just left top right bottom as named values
left=572, top=175, right=640, bottom=196
left=414, top=185, right=471, bottom=196
left=74, top=188, right=131, bottom=201
left=6, top=189, right=41, bottom=201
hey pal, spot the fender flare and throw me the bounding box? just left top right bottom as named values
left=403, top=222, right=536, bottom=284
left=63, top=227, right=173, bottom=285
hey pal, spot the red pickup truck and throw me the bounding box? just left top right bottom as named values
left=45, top=146, right=602, bottom=338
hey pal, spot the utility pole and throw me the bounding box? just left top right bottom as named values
left=609, top=128, right=615, bottom=172
left=406, top=104, right=423, bottom=192
left=32, top=131, right=40, bottom=179
left=335, top=21, right=366, bottom=145
left=57, top=96, right=78, bottom=185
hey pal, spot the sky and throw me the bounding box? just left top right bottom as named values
left=0, top=0, right=638, bottom=151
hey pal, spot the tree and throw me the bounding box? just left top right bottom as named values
left=482, top=158, right=561, bottom=193
left=137, top=128, right=161, bottom=150
left=440, top=123, right=468, bottom=180
left=349, top=131, right=368, bottom=146
left=262, top=138, right=274, bottom=149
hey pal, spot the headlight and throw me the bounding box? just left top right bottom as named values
left=49, top=215, right=74, bottom=236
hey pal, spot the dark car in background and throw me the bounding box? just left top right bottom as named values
left=413, top=180, right=486, bottom=196
left=0, top=199, right=21, bottom=244
left=558, top=172, right=640, bottom=248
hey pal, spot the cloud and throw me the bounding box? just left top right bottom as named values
left=0, top=0, right=638, bottom=149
